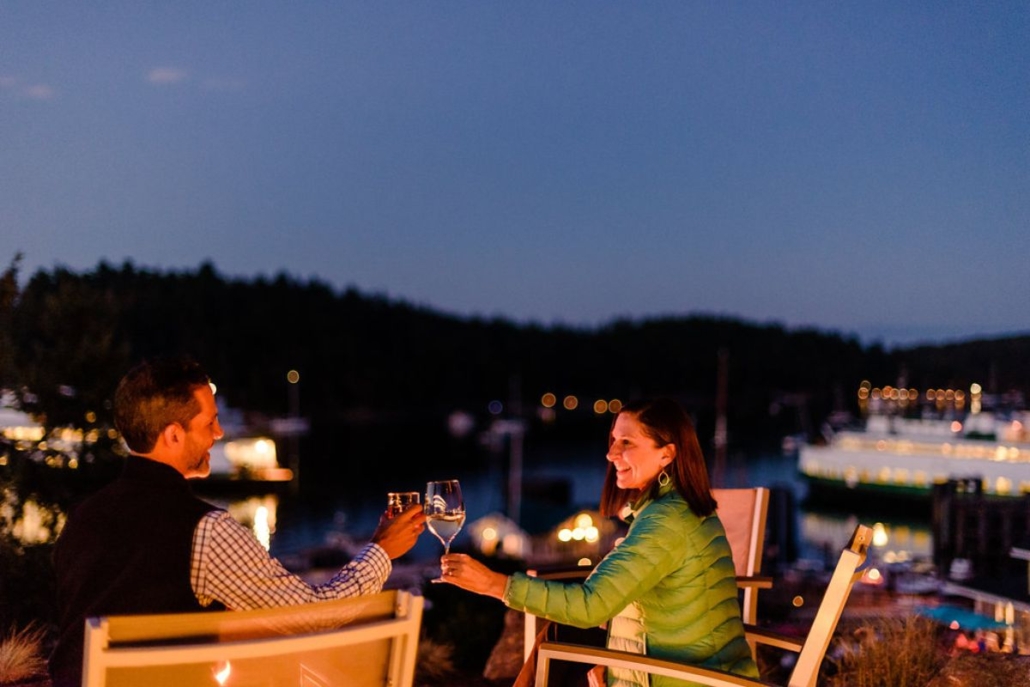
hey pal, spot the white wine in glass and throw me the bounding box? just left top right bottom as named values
left=425, top=479, right=465, bottom=555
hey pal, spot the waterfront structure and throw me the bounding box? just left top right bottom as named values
left=800, top=408, right=1030, bottom=499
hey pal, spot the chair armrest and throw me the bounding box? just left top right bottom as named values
left=535, top=642, right=767, bottom=687
left=735, top=576, right=774, bottom=590
left=529, top=566, right=593, bottom=582
left=743, top=625, right=803, bottom=652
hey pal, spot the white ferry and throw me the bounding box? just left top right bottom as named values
left=799, top=411, right=1030, bottom=499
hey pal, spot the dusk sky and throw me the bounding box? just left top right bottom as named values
left=3, top=3, right=1027, bottom=347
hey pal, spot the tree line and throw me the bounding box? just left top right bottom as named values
left=2, top=255, right=1029, bottom=463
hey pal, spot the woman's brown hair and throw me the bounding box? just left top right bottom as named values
left=599, top=398, right=717, bottom=518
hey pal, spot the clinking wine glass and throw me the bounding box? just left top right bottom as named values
left=425, top=479, right=465, bottom=556
left=386, top=491, right=421, bottom=518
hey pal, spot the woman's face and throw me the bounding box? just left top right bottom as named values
left=607, top=412, right=674, bottom=491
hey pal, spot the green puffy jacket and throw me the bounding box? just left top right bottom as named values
left=505, top=483, right=758, bottom=687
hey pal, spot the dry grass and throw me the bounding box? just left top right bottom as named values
left=414, top=637, right=457, bottom=685
left=827, top=615, right=946, bottom=687
left=927, top=653, right=1030, bottom=687
left=0, top=623, right=47, bottom=684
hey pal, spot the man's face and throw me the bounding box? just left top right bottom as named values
left=181, top=385, right=223, bottom=478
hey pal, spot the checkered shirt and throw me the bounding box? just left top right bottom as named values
left=190, top=510, right=391, bottom=609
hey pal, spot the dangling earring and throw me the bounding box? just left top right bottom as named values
left=658, top=469, right=670, bottom=487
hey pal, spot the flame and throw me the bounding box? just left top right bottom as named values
left=214, top=661, right=231, bottom=685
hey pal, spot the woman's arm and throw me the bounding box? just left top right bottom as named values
left=442, top=500, right=700, bottom=628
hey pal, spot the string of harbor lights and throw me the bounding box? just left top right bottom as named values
left=539, top=393, right=623, bottom=415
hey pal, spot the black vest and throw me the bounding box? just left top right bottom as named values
left=49, top=457, right=223, bottom=687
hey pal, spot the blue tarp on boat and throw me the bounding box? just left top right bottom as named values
left=915, top=604, right=1008, bottom=630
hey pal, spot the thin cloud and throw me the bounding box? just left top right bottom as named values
left=24, top=84, right=56, bottom=100
left=146, top=67, right=189, bottom=85
left=0, top=77, right=56, bottom=100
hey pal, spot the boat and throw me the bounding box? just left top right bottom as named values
left=197, top=436, right=294, bottom=494
left=799, top=407, right=1030, bottom=500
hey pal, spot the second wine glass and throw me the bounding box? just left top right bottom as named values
left=424, top=479, right=465, bottom=555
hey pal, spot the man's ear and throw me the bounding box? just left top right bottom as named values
left=159, top=423, right=184, bottom=450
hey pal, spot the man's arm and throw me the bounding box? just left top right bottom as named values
left=191, top=511, right=392, bottom=609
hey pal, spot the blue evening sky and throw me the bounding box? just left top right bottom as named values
left=2, top=2, right=1027, bottom=347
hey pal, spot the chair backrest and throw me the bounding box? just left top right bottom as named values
left=712, top=487, right=770, bottom=625
left=533, top=524, right=873, bottom=687
left=785, top=523, right=872, bottom=687
left=712, top=487, right=769, bottom=579
left=82, top=589, right=423, bottom=687
left=524, top=487, right=770, bottom=660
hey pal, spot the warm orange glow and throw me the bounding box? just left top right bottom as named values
left=608, top=399, right=622, bottom=413
left=872, top=523, right=889, bottom=547
left=541, top=392, right=557, bottom=408
left=286, top=369, right=300, bottom=384
left=593, top=400, right=608, bottom=414
left=563, top=395, right=578, bottom=410
left=214, top=661, right=231, bottom=685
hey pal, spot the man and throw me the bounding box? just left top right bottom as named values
left=49, top=357, right=425, bottom=687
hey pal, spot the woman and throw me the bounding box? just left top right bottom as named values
left=440, top=398, right=759, bottom=687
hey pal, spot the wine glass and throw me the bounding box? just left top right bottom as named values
left=424, top=479, right=465, bottom=555
left=386, top=491, right=420, bottom=518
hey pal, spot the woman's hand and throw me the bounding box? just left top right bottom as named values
left=439, top=553, right=508, bottom=600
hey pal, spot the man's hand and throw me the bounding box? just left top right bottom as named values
left=371, top=505, right=425, bottom=559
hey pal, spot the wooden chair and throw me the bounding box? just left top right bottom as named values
left=711, top=487, right=771, bottom=627
left=534, top=524, right=873, bottom=687
left=82, top=589, right=423, bottom=687
left=524, top=487, right=771, bottom=661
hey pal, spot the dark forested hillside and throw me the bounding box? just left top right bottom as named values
left=2, top=258, right=1027, bottom=457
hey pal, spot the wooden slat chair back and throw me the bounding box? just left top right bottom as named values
left=534, top=524, right=873, bottom=687
left=82, top=589, right=423, bottom=687
left=523, top=487, right=771, bottom=661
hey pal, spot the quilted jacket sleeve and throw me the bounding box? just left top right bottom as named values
left=504, top=497, right=701, bottom=628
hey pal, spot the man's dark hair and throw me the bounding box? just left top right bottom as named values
left=113, top=357, right=211, bottom=454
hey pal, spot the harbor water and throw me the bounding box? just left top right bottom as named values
left=204, top=446, right=935, bottom=572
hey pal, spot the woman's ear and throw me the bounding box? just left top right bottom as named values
left=661, top=444, right=677, bottom=466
